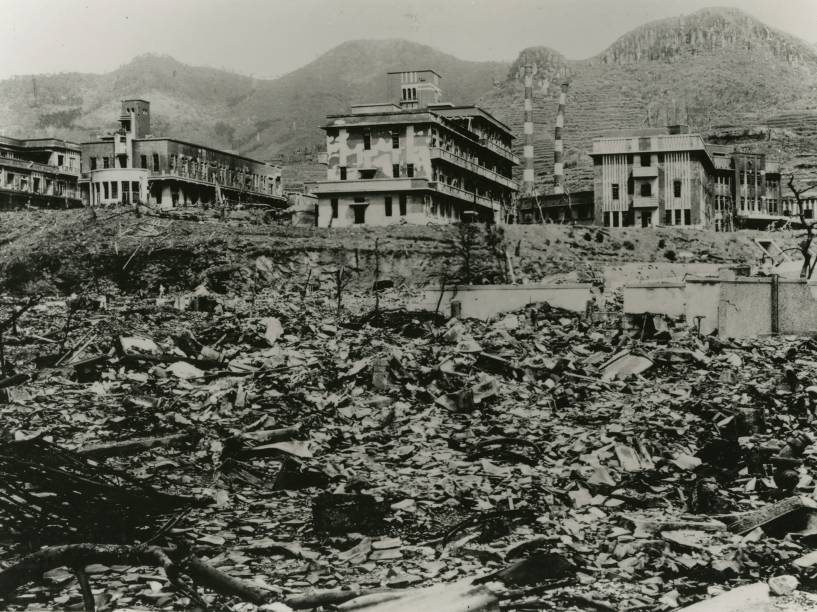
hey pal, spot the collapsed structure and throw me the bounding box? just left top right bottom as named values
left=309, top=70, right=519, bottom=226
left=79, top=100, right=287, bottom=209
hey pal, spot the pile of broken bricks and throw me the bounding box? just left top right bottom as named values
left=2, top=291, right=817, bottom=610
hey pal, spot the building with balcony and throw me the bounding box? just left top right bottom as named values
left=308, top=70, right=519, bottom=227
left=590, top=125, right=715, bottom=228
left=709, top=146, right=784, bottom=231
left=80, top=99, right=286, bottom=208
left=0, top=135, right=82, bottom=209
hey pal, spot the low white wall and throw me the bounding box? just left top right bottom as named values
left=416, top=283, right=593, bottom=320
left=622, top=283, right=686, bottom=318
left=623, top=277, right=817, bottom=337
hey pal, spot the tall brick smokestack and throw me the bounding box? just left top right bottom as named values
left=522, top=64, right=536, bottom=196
left=553, top=81, right=568, bottom=195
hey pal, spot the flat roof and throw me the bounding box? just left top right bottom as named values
left=80, top=136, right=279, bottom=169
left=324, top=104, right=513, bottom=138
left=0, top=134, right=81, bottom=150
left=386, top=69, right=442, bottom=78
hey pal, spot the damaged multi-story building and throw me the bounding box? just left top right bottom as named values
left=590, top=125, right=715, bottom=228
left=709, top=147, right=783, bottom=231
left=309, top=70, right=519, bottom=226
left=80, top=100, right=286, bottom=209
left=0, top=136, right=82, bottom=209
left=590, top=125, right=785, bottom=230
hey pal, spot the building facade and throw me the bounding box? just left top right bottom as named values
left=0, top=136, right=82, bottom=209
left=709, top=147, right=784, bottom=231
left=309, top=70, right=519, bottom=227
left=80, top=100, right=286, bottom=208
left=590, top=126, right=714, bottom=228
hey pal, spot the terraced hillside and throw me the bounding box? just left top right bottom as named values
left=479, top=7, right=817, bottom=194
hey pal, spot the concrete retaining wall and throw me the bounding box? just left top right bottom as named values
left=685, top=279, right=721, bottom=335
left=417, top=283, right=593, bottom=320
left=623, top=277, right=817, bottom=337
left=622, top=283, right=686, bottom=318
left=718, top=280, right=774, bottom=338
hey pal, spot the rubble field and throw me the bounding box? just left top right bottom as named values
left=3, top=267, right=817, bottom=612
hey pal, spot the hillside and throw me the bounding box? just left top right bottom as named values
left=479, top=7, right=817, bottom=193
left=0, top=208, right=795, bottom=296
left=0, top=42, right=508, bottom=165
left=2, top=8, right=817, bottom=192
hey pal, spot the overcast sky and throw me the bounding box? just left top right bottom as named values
left=1, top=0, right=815, bottom=80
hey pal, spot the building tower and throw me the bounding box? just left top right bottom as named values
left=388, top=70, right=442, bottom=110
left=553, top=82, right=568, bottom=195
left=522, top=64, right=536, bottom=196
left=120, top=99, right=151, bottom=138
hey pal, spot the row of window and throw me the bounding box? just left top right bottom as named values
left=361, top=129, right=400, bottom=151
left=354, top=123, right=512, bottom=171
left=93, top=180, right=140, bottom=203
left=1, top=172, right=67, bottom=196
left=329, top=196, right=408, bottom=222
left=89, top=153, right=279, bottom=194
left=610, top=180, right=683, bottom=200
left=602, top=209, right=691, bottom=227
left=338, top=164, right=415, bottom=180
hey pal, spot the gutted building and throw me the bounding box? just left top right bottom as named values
left=0, top=136, right=82, bottom=209
left=590, top=126, right=715, bottom=228
left=80, top=100, right=286, bottom=208
left=517, top=190, right=595, bottom=225
left=309, top=70, right=519, bottom=227
left=709, top=147, right=784, bottom=230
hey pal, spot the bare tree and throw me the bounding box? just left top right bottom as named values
left=455, top=222, right=479, bottom=284
left=786, top=174, right=817, bottom=279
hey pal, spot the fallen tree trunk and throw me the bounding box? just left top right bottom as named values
left=76, top=432, right=199, bottom=460
left=0, top=544, right=512, bottom=611
left=0, top=544, right=175, bottom=597
left=185, top=556, right=269, bottom=605
left=0, top=544, right=273, bottom=605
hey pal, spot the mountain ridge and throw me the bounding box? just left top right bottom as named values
left=1, top=7, right=816, bottom=190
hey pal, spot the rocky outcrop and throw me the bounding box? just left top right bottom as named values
left=595, top=7, right=817, bottom=66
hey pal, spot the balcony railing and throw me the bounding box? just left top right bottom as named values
left=632, top=166, right=658, bottom=178
left=429, top=147, right=518, bottom=190
left=633, top=195, right=658, bottom=208
left=148, top=169, right=282, bottom=199
left=478, top=139, right=520, bottom=164
left=593, top=134, right=706, bottom=155
left=309, top=177, right=430, bottom=194
left=0, top=183, right=80, bottom=199
left=430, top=181, right=501, bottom=211
left=0, top=156, right=79, bottom=176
